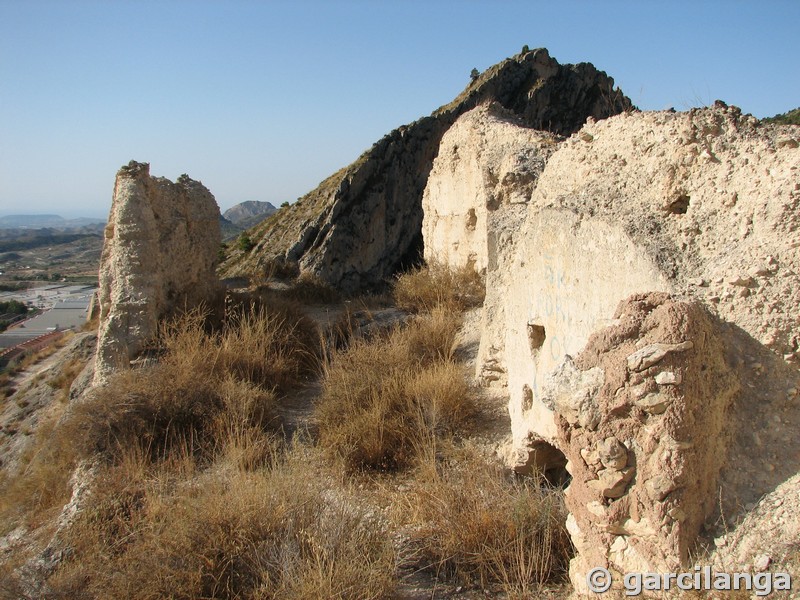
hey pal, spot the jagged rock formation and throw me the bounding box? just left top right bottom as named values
left=93, top=161, right=222, bottom=384
left=222, top=48, right=631, bottom=291
left=421, top=102, right=800, bottom=591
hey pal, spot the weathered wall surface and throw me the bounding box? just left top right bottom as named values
left=421, top=103, right=558, bottom=273
left=422, top=102, right=800, bottom=591
left=550, top=293, right=738, bottom=593
left=498, top=210, right=672, bottom=445
left=223, top=48, right=632, bottom=292
left=478, top=103, right=799, bottom=450
left=93, top=161, right=222, bottom=384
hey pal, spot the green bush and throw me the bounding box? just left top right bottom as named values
left=762, top=107, right=800, bottom=125
left=237, top=233, right=255, bottom=252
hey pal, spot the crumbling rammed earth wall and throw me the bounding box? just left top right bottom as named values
left=422, top=102, right=800, bottom=591
left=549, top=293, right=738, bottom=594
left=93, top=161, right=222, bottom=384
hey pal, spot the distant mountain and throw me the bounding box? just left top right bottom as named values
left=219, top=216, right=244, bottom=241
left=222, top=201, right=277, bottom=229
left=0, top=214, right=106, bottom=230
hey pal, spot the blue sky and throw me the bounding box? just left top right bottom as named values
left=1, top=1, right=798, bottom=217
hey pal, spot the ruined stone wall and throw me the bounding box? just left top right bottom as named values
left=422, top=102, right=800, bottom=591
left=548, top=294, right=738, bottom=593
left=477, top=104, right=798, bottom=450
left=93, top=161, right=222, bottom=385
left=421, top=103, right=558, bottom=274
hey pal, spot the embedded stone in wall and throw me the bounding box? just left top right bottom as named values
left=549, top=293, right=738, bottom=594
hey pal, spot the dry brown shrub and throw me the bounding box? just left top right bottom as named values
left=0, top=406, right=76, bottom=534
left=393, top=262, right=484, bottom=313
left=69, top=362, right=226, bottom=465
left=401, top=446, right=572, bottom=594
left=47, top=448, right=396, bottom=600
left=1, top=300, right=302, bottom=486
left=283, top=272, right=341, bottom=304
left=46, top=357, right=86, bottom=402
left=400, top=306, right=461, bottom=363
left=316, top=309, right=475, bottom=472
left=219, top=298, right=321, bottom=392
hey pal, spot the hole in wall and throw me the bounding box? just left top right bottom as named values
left=465, top=208, right=478, bottom=231
left=527, top=322, right=546, bottom=354
left=515, top=439, right=570, bottom=488
left=666, top=195, right=690, bottom=215
left=522, top=384, right=533, bottom=411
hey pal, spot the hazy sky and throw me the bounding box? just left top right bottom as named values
left=1, top=1, right=798, bottom=217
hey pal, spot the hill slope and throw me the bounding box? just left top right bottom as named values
left=221, top=48, right=632, bottom=291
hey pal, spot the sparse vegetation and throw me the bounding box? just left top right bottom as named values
left=401, top=445, right=572, bottom=593
left=316, top=307, right=474, bottom=471
left=46, top=357, right=84, bottom=402
left=762, top=107, right=800, bottom=125
left=272, top=272, right=341, bottom=304
left=237, top=232, right=255, bottom=252
left=0, top=265, right=573, bottom=598
left=45, top=448, right=396, bottom=600
left=393, top=261, right=485, bottom=313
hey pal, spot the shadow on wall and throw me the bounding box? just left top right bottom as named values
left=716, top=321, right=800, bottom=524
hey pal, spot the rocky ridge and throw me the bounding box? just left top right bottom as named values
left=222, top=48, right=631, bottom=292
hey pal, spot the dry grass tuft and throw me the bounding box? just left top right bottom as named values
left=0, top=412, right=76, bottom=535
left=283, top=272, right=341, bottom=304
left=401, top=446, right=572, bottom=594
left=46, top=448, right=396, bottom=600
left=67, top=305, right=316, bottom=467
left=47, top=358, right=86, bottom=402
left=316, top=308, right=475, bottom=472
left=393, top=262, right=485, bottom=313
left=163, top=303, right=320, bottom=395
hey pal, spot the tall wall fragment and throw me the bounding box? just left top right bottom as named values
left=421, top=102, right=800, bottom=591
left=93, top=161, right=222, bottom=385
left=550, top=293, right=738, bottom=593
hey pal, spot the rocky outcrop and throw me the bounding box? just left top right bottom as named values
left=222, top=48, right=631, bottom=292
left=552, top=293, right=738, bottom=593
left=93, top=161, right=222, bottom=384
left=421, top=102, right=800, bottom=591
left=222, top=200, right=277, bottom=229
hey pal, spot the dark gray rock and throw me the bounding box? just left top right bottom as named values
left=224, top=48, right=632, bottom=292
